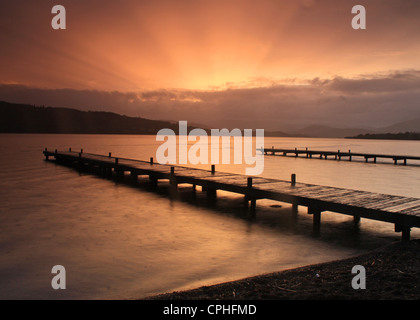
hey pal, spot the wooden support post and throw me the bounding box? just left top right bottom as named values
left=291, top=174, right=296, bottom=186
left=109, top=152, right=111, bottom=158
left=250, top=198, right=256, bottom=218
left=292, top=203, right=298, bottom=215
left=130, top=171, right=138, bottom=183
left=211, top=165, right=215, bottom=174
left=248, top=176, right=256, bottom=217
left=395, top=224, right=411, bottom=242
left=191, top=183, right=197, bottom=199
left=402, top=227, right=411, bottom=242
left=150, top=157, right=153, bottom=165
left=248, top=177, right=253, bottom=188
left=206, top=186, right=217, bottom=201
left=149, top=176, right=158, bottom=189
left=308, top=206, right=322, bottom=234
left=313, top=211, right=321, bottom=233
left=170, top=166, right=177, bottom=194
left=243, top=177, right=252, bottom=209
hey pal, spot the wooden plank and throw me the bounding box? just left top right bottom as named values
left=325, top=190, right=370, bottom=203
left=295, top=186, right=343, bottom=197
left=310, top=189, right=362, bottom=202
left=285, top=186, right=329, bottom=196
left=361, top=195, right=408, bottom=209
left=195, top=174, right=247, bottom=185
left=168, top=169, right=228, bottom=178
left=369, top=197, right=419, bottom=211
left=398, top=204, right=420, bottom=215
left=333, top=191, right=387, bottom=206
left=383, top=199, right=420, bottom=213
left=256, top=182, right=299, bottom=193
left=349, top=194, right=396, bottom=207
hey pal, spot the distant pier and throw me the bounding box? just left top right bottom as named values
left=44, top=148, right=420, bottom=241
left=263, top=147, right=420, bottom=165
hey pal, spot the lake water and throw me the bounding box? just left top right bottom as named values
left=1, top=134, right=420, bottom=299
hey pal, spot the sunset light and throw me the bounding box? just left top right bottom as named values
left=1, top=0, right=420, bottom=306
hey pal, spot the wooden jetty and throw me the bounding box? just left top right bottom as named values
left=263, top=147, right=420, bottom=165
left=43, top=148, right=420, bottom=241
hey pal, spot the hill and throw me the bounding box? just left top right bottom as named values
left=294, top=125, right=372, bottom=138
left=379, top=118, right=420, bottom=133
left=0, top=101, right=182, bottom=134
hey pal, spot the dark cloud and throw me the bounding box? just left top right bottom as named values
left=326, top=71, right=420, bottom=94
left=2, top=70, right=420, bottom=131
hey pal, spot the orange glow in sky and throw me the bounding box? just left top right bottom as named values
left=1, top=0, right=420, bottom=92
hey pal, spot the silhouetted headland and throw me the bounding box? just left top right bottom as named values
left=0, top=100, right=183, bottom=134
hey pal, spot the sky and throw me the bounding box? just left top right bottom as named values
left=1, top=0, right=420, bottom=130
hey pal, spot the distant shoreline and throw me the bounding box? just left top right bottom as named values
left=5, top=132, right=420, bottom=142
left=346, top=132, right=420, bottom=141
left=146, top=240, right=420, bottom=300
left=2, top=100, right=420, bottom=140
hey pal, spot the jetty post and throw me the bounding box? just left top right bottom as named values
left=291, top=174, right=298, bottom=215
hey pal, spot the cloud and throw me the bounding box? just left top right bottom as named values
left=324, top=71, right=420, bottom=94
left=1, top=70, right=420, bottom=131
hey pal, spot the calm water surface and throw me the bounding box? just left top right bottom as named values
left=1, top=134, right=420, bottom=299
